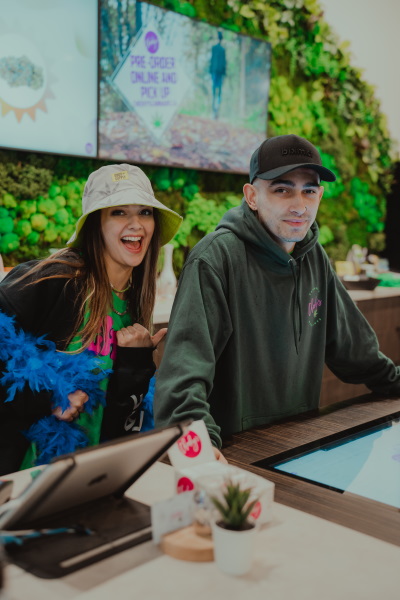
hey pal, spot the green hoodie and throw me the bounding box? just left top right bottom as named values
left=154, top=200, right=400, bottom=447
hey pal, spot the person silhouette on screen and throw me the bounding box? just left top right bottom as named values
left=210, top=31, right=226, bottom=119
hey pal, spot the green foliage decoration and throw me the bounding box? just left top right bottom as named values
left=172, top=192, right=241, bottom=247
left=0, top=233, right=20, bottom=255
left=317, top=150, right=345, bottom=199
left=350, top=178, right=385, bottom=233
left=0, top=216, right=14, bottom=235
left=0, top=175, right=86, bottom=261
left=269, top=76, right=330, bottom=137
left=318, top=224, right=334, bottom=246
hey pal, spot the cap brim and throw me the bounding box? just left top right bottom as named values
left=254, top=163, right=336, bottom=183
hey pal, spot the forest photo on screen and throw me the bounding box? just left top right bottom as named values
left=99, top=0, right=271, bottom=172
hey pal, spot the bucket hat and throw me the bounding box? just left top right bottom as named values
left=249, top=135, right=336, bottom=184
left=67, top=164, right=182, bottom=247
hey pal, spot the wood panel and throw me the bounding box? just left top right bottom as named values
left=320, top=294, right=400, bottom=407
left=221, top=396, right=400, bottom=547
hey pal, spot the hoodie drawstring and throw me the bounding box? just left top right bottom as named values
left=289, top=258, right=303, bottom=354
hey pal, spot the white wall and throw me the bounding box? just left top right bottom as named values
left=320, top=0, right=400, bottom=153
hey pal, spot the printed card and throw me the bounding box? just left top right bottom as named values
left=167, top=419, right=216, bottom=468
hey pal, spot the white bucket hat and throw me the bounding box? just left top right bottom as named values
left=67, top=164, right=182, bottom=247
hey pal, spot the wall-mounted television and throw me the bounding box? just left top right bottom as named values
left=99, top=0, right=271, bottom=173
left=0, top=0, right=98, bottom=158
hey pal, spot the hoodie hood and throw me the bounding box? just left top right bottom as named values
left=216, top=199, right=319, bottom=267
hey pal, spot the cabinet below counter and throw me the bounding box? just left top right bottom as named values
left=320, top=287, right=400, bottom=407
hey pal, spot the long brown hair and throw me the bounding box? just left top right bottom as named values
left=14, top=208, right=161, bottom=352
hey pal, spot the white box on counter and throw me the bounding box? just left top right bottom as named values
left=168, top=420, right=275, bottom=525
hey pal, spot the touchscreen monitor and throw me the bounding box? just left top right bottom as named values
left=254, top=415, right=400, bottom=509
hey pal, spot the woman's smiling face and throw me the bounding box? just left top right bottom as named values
left=100, top=204, right=155, bottom=276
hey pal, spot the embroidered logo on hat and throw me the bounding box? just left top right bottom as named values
left=111, top=171, right=129, bottom=182
left=281, top=147, right=313, bottom=157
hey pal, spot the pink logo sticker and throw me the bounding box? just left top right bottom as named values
left=177, top=477, right=194, bottom=494
left=250, top=501, right=262, bottom=520
left=177, top=431, right=202, bottom=458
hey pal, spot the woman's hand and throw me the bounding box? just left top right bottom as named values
left=117, top=324, right=167, bottom=349
left=52, top=389, right=89, bottom=422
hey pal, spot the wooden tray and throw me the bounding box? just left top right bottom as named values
left=160, top=525, right=214, bottom=562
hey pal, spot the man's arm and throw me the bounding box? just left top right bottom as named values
left=325, top=270, right=400, bottom=395
left=154, top=257, right=232, bottom=448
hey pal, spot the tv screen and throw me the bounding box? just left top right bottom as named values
left=99, top=0, right=271, bottom=173
left=0, top=0, right=98, bottom=157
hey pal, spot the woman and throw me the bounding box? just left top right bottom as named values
left=0, top=163, right=182, bottom=475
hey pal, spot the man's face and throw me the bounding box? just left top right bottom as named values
left=243, top=168, right=324, bottom=253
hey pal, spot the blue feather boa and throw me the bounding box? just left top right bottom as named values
left=141, top=375, right=155, bottom=432
left=0, top=311, right=110, bottom=464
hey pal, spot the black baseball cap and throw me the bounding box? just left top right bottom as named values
left=249, top=134, right=336, bottom=184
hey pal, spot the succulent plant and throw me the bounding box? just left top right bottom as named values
left=210, top=479, right=258, bottom=531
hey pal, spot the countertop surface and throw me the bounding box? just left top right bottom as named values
left=4, top=450, right=400, bottom=600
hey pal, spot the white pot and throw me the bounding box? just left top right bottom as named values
left=212, top=521, right=257, bottom=576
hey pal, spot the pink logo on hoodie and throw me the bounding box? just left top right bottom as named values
left=308, top=287, right=323, bottom=327
left=308, top=297, right=322, bottom=317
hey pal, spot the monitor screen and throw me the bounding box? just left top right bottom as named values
left=254, top=415, right=400, bottom=509
left=0, top=0, right=98, bottom=157
left=99, top=0, right=271, bottom=173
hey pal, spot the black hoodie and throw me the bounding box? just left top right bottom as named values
left=154, top=200, right=400, bottom=447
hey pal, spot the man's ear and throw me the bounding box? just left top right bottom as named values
left=243, top=183, right=258, bottom=211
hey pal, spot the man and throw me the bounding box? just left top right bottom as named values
left=154, top=134, right=400, bottom=461
left=210, top=31, right=226, bottom=119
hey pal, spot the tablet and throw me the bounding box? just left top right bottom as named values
left=253, top=413, right=400, bottom=509
left=0, top=421, right=190, bottom=530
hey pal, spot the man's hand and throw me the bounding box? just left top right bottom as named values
left=52, top=389, right=89, bottom=422
left=117, top=324, right=167, bottom=348
left=213, top=446, right=228, bottom=464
